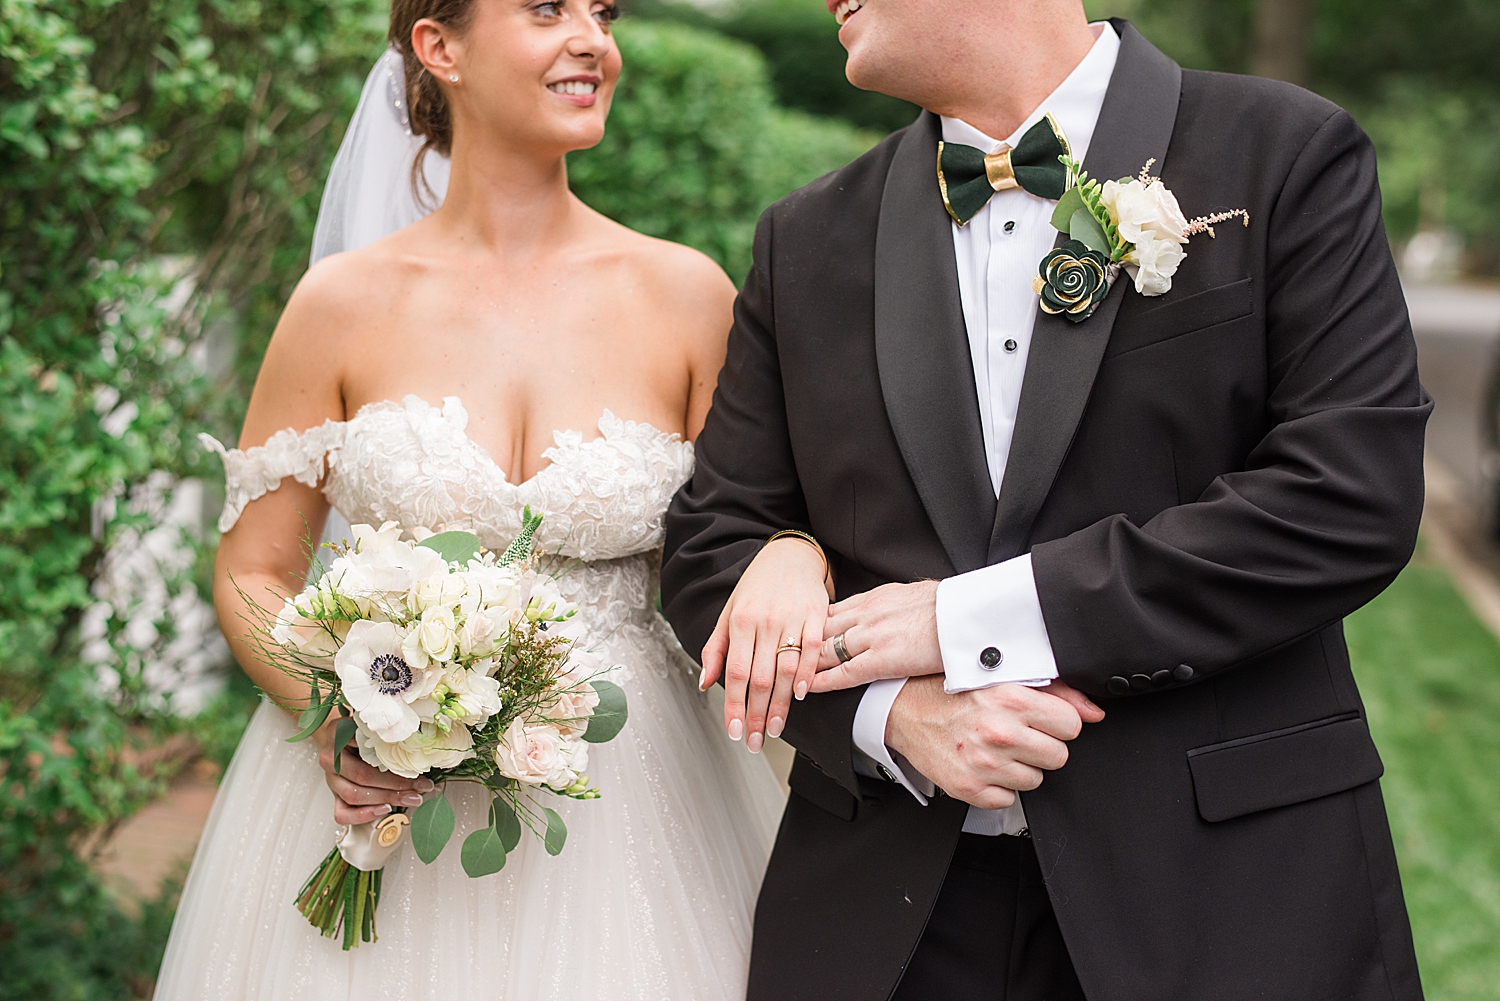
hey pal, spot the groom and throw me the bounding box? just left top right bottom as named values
left=662, top=2, right=1430, bottom=999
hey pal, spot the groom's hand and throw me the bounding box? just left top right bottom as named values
left=809, top=580, right=943, bottom=691
left=885, top=676, right=1089, bottom=810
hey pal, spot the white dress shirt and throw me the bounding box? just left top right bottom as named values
left=851, top=22, right=1121, bottom=836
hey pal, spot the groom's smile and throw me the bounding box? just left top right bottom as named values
left=830, top=0, right=863, bottom=26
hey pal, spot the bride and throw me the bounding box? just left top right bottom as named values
left=152, top=0, right=784, bottom=997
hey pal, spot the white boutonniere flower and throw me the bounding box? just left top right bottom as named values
left=1036, top=157, right=1249, bottom=322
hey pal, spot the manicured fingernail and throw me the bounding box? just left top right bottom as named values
left=794, top=681, right=807, bottom=700
left=401, top=793, right=424, bottom=807
left=698, top=667, right=708, bottom=691
left=415, top=778, right=435, bottom=792
left=727, top=719, right=743, bottom=741
left=374, top=803, right=392, bottom=816
left=767, top=716, right=784, bottom=738
left=747, top=731, right=764, bottom=753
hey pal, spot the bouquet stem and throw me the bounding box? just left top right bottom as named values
left=295, top=847, right=383, bottom=949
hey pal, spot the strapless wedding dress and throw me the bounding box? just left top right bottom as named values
left=153, top=396, right=784, bottom=1001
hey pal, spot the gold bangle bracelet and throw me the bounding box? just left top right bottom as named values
left=765, top=529, right=830, bottom=582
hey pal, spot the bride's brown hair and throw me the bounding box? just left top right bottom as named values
left=389, top=0, right=477, bottom=192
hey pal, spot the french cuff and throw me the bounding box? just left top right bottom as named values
left=936, top=552, right=1059, bottom=694
left=852, top=678, right=935, bottom=805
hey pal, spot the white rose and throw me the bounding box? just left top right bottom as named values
left=355, top=718, right=474, bottom=779
left=336, top=620, right=442, bottom=742
left=457, top=606, right=507, bottom=658
left=1125, top=235, right=1187, bottom=296
left=493, top=719, right=567, bottom=786
left=1100, top=178, right=1190, bottom=246
left=411, top=571, right=467, bottom=613
left=402, top=605, right=457, bottom=667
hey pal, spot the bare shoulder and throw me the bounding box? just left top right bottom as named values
left=244, top=235, right=421, bottom=440
left=586, top=212, right=736, bottom=345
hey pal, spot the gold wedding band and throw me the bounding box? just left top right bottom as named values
left=775, top=635, right=802, bottom=656
left=833, top=631, right=854, bottom=663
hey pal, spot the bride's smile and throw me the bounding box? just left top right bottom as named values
left=545, top=74, right=602, bottom=105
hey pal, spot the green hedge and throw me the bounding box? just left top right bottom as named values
left=0, top=7, right=871, bottom=998
left=572, top=20, right=876, bottom=283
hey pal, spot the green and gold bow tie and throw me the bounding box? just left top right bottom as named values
left=937, top=114, right=1072, bottom=226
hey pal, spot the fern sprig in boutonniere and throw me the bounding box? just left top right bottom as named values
left=1034, top=156, right=1248, bottom=323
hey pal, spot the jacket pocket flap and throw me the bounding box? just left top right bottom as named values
left=1187, top=712, right=1383, bottom=823
left=1107, top=277, right=1255, bottom=358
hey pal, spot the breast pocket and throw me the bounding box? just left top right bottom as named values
left=1186, top=711, right=1384, bottom=823
left=1105, top=277, right=1256, bottom=359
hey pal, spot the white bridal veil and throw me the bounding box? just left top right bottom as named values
left=311, top=48, right=452, bottom=544
left=310, top=48, right=452, bottom=264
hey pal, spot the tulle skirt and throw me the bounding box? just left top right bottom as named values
left=153, top=623, right=784, bottom=1001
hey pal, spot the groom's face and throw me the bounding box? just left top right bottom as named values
left=830, top=0, right=1012, bottom=107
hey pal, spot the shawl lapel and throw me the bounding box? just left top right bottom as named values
left=988, top=21, right=1183, bottom=563
left=874, top=111, right=995, bottom=576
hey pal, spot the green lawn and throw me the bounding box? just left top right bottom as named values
left=1346, top=543, right=1500, bottom=1000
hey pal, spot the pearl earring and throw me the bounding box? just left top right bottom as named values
left=448, top=74, right=459, bottom=83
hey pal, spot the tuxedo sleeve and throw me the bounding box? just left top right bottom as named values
left=662, top=207, right=866, bottom=799
left=1032, top=109, right=1432, bottom=699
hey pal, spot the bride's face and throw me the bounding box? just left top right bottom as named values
left=433, top=0, right=623, bottom=156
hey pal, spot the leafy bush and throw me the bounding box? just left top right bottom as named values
left=1, top=0, right=382, bottom=996
left=571, top=19, right=877, bottom=283
left=2, top=6, right=870, bottom=997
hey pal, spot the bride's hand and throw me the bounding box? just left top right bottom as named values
left=313, top=718, right=433, bottom=826
left=699, top=538, right=831, bottom=753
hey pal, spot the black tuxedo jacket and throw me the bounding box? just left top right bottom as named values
left=662, top=21, right=1430, bottom=1001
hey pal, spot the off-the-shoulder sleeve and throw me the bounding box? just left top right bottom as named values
left=199, top=421, right=346, bottom=532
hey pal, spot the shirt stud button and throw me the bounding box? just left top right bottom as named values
left=1004, top=339, right=1018, bottom=353
left=1004, top=220, right=1016, bottom=233
left=979, top=646, right=1003, bottom=669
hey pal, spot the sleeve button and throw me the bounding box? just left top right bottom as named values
left=1173, top=664, right=1195, bottom=682
left=1151, top=669, right=1172, bottom=687
left=1107, top=676, right=1131, bottom=696
left=979, top=646, right=1003, bottom=669
left=1129, top=673, right=1152, bottom=691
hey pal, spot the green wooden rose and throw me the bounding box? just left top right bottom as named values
left=1033, top=239, right=1112, bottom=322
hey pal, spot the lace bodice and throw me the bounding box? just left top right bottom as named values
left=201, top=396, right=696, bottom=653
left=202, top=395, right=693, bottom=559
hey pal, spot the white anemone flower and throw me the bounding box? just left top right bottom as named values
left=336, top=620, right=441, bottom=743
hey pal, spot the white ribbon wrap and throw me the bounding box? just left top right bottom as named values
left=336, top=813, right=409, bottom=871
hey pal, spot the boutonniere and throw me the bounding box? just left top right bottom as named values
left=1035, top=156, right=1249, bottom=323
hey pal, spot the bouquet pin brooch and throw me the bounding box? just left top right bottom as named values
left=1035, top=155, right=1250, bottom=323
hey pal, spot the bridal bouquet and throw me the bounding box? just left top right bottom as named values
left=240, top=510, right=627, bottom=949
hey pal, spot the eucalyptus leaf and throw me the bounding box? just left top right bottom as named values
left=492, top=797, right=522, bottom=852
left=410, top=794, right=456, bottom=864
left=287, top=699, right=332, bottom=743
left=418, top=530, right=482, bottom=565
left=1069, top=208, right=1111, bottom=255
left=582, top=680, right=629, bottom=743
left=1050, top=186, right=1085, bottom=232
left=460, top=825, right=508, bottom=878
left=332, top=716, right=357, bottom=775
left=543, top=808, right=567, bottom=856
